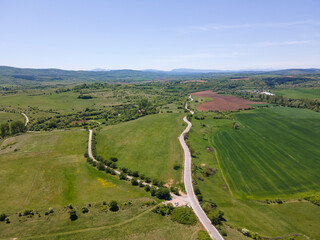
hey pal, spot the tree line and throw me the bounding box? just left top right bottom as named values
left=0, top=121, right=27, bottom=138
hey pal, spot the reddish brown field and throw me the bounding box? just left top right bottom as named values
left=190, top=90, right=264, bottom=111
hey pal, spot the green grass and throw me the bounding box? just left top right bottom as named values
left=213, top=107, right=320, bottom=199
left=0, top=111, right=24, bottom=124
left=273, top=88, right=320, bottom=99
left=0, top=129, right=202, bottom=239
left=0, top=91, right=120, bottom=114
left=96, top=114, right=185, bottom=184
left=0, top=130, right=148, bottom=212
left=188, top=110, right=320, bottom=239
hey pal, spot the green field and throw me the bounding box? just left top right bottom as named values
left=0, top=111, right=24, bottom=124
left=0, top=130, right=148, bottom=212
left=96, top=113, right=185, bottom=184
left=0, top=129, right=201, bottom=239
left=213, top=107, right=320, bottom=199
left=0, top=91, right=120, bottom=114
left=273, top=88, right=320, bottom=99
left=189, top=111, right=320, bottom=239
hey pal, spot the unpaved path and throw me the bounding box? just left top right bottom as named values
left=21, top=113, right=29, bottom=126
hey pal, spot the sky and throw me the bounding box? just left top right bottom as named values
left=0, top=0, right=319, bottom=70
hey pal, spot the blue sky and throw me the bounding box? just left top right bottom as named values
left=0, top=0, right=319, bottom=70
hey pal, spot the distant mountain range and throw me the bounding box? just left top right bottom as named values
left=0, top=66, right=319, bottom=85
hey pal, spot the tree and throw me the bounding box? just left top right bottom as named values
left=132, top=171, right=139, bottom=177
left=0, top=123, right=10, bottom=138
left=0, top=213, right=7, bottom=221
left=207, top=210, right=224, bottom=225
left=171, top=207, right=197, bottom=225
left=119, top=172, right=127, bottom=180
left=97, top=162, right=105, bottom=171
left=155, top=187, right=170, bottom=200
left=81, top=207, right=89, bottom=213
left=131, top=177, right=138, bottom=186
left=69, top=209, right=78, bottom=221
left=109, top=200, right=119, bottom=211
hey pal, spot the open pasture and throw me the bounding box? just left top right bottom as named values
left=0, top=130, right=148, bottom=213
left=213, top=107, right=320, bottom=199
left=0, top=111, right=24, bottom=124
left=96, top=113, right=184, bottom=184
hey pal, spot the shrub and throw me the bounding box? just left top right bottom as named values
left=23, top=209, right=33, bottom=216
left=221, top=230, right=227, bottom=236
left=110, top=162, right=117, bottom=169
left=140, top=174, right=145, bottom=180
left=208, top=210, right=224, bottom=225
left=119, top=172, right=127, bottom=180
left=132, top=171, right=139, bottom=177
left=197, top=194, right=203, bottom=202
left=49, top=208, right=54, bottom=214
left=152, top=178, right=159, bottom=186
left=105, top=167, right=111, bottom=173
left=0, top=213, right=7, bottom=221
left=82, top=207, right=89, bottom=213
left=121, top=167, right=128, bottom=173
left=150, top=187, right=157, bottom=196
left=109, top=200, right=119, bottom=211
left=170, top=186, right=179, bottom=195
left=156, top=187, right=171, bottom=200
left=84, top=153, right=89, bottom=158
left=5, top=217, right=10, bottom=224
left=171, top=207, right=197, bottom=225
left=144, top=185, right=151, bottom=192
left=110, top=157, right=118, bottom=162
left=152, top=204, right=174, bottom=216
left=173, top=164, right=181, bottom=170
left=68, top=203, right=73, bottom=209
left=139, top=182, right=144, bottom=187
left=145, top=177, right=151, bottom=183
left=131, top=178, right=138, bottom=186
left=69, top=209, right=78, bottom=221
left=97, top=162, right=105, bottom=171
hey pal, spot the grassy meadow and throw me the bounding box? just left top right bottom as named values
left=213, top=107, right=320, bottom=199
left=96, top=113, right=185, bottom=184
left=0, top=130, right=148, bottom=212
left=0, top=111, right=24, bottom=124
left=189, top=110, right=320, bottom=239
left=273, top=87, right=320, bottom=99
left=0, top=129, right=202, bottom=239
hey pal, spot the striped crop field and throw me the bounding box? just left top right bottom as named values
left=212, top=107, right=320, bottom=199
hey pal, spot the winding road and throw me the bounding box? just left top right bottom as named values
left=181, top=97, right=224, bottom=240
left=87, top=96, right=223, bottom=239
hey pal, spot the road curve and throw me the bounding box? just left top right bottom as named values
left=180, top=99, right=224, bottom=240
left=21, top=113, right=29, bottom=126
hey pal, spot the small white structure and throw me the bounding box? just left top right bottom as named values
left=261, top=91, right=275, bottom=96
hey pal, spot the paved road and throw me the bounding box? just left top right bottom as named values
left=179, top=98, right=224, bottom=240
left=21, top=113, right=29, bottom=126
